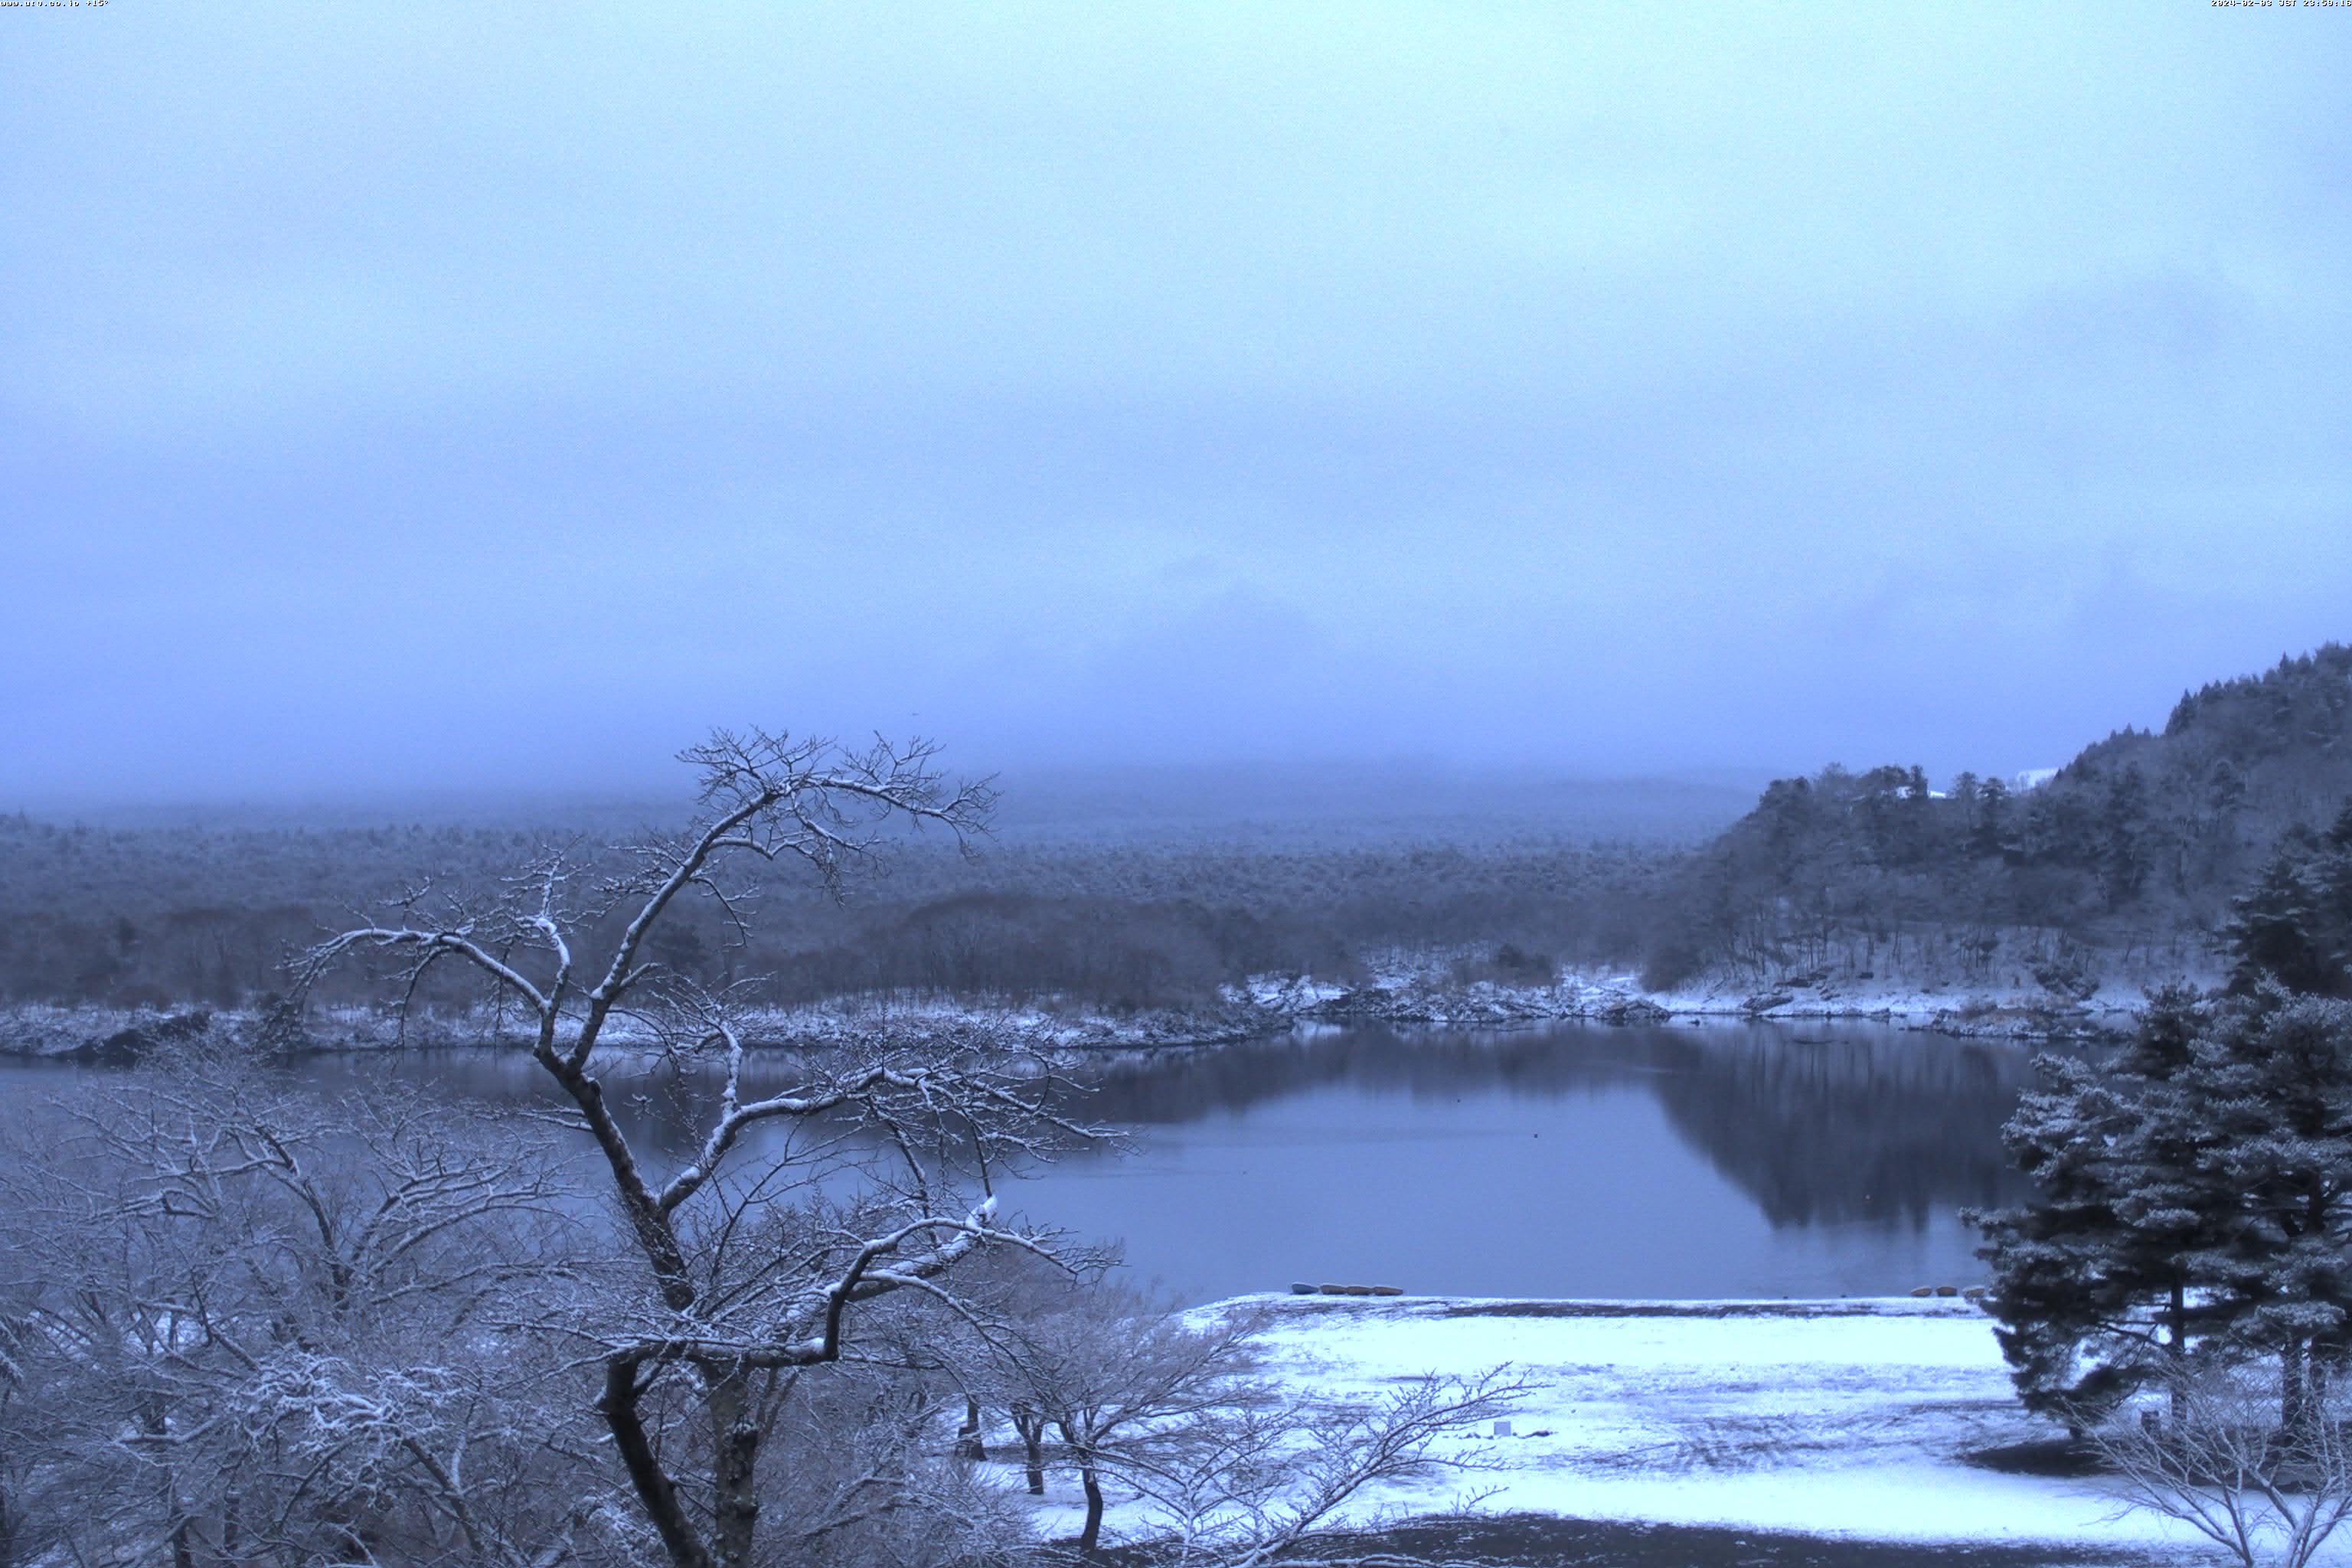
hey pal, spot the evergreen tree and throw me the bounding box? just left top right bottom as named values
left=1975, top=988, right=2233, bottom=1424
left=1980, top=985, right=2352, bottom=1436
left=2318, top=802, right=2352, bottom=995
left=2227, top=813, right=2352, bottom=999
left=1970, top=776, right=2012, bottom=861
left=1975, top=1051, right=2151, bottom=1424
left=2182, top=991, right=2352, bottom=1435
left=2098, top=764, right=2152, bottom=909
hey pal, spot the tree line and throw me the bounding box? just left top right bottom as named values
left=0, top=812, right=1671, bottom=1014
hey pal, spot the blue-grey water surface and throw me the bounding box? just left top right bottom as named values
left=1, top=1020, right=2031, bottom=1305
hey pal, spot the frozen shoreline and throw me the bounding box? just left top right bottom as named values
left=1004, top=1294, right=2226, bottom=1558
left=0, top=964, right=2145, bottom=1061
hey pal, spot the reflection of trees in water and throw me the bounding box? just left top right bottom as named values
left=1079, top=1023, right=2034, bottom=1230
left=267, top=1022, right=2037, bottom=1230
left=1076, top=1024, right=1659, bottom=1124
left=1643, top=1031, right=2033, bottom=1229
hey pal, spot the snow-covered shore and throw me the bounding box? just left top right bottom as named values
left=1018, top=1294, right=2220, bottom=1557
left=1246, top=959, right=2144, bottom=1041
left=0, top=957, right=2152, bottom=1060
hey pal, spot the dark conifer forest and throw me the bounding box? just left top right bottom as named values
left=1641, top=644, right=2352, bottom=994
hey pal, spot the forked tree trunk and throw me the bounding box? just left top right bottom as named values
left=1013, top=1403, right=1047, bottom=1494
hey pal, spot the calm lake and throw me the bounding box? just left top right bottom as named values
left=1, top=1020, right=2034, bottom=1306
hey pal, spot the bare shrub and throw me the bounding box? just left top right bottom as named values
left=2095, top=1367, right=2352, bottom=1568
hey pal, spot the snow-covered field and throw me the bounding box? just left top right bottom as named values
left=1031, top=1295, right=2243, bottom=1557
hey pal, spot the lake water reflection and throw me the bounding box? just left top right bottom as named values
left=2, top=1020, right=2034, bottom=1305
left=1034, top=1021, right=2031, bottom=1302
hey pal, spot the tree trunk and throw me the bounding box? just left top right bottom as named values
left=1014, top=1403, right=1047, bottom=1494
left=1078, top=1462, right=1106, bottom=1559
left=708, top=1363, right=763, bottom=1568
left=599, top=1357, right=714, bottom=1568
left=142, top=1396, right=196, bottom=1568
left=2168, top=1282, right=2188, bottom=1423
left=955, top=1396, right=988, bottom=1461
left=2283, top=1338, right=2311, bottom=1442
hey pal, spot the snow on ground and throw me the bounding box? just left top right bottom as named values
left=5, top=949, right=2176, bottom=1060
left=1096, top=1295, right=2248, bottom=1557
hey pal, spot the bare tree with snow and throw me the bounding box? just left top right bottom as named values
left=1113, top=1367, right=1524, bottom=1568
left=979, top=1280, right=1270, bottom=1558
left=978, top=1276, right=1523, bottom=1565
left=0, top=1050, right=603, bottom=1568
left=302, top=730, right=1098, bottom=1568
left=2096, top=1366, right=2352, bottom=1568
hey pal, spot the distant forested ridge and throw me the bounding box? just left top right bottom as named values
left=0, top=814, right=1667, bottom=1014
left=1641, top=644, right=2352, bottom=995
left=4, top=644, right=2347, bottom=1021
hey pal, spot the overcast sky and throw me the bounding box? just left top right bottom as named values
left=5, top=4, right=2349, bottom=807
